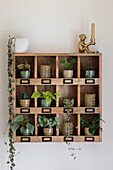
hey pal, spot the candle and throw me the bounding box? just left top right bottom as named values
left=91, top=23, right=95, bottom=43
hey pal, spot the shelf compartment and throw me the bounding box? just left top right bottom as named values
left=80, top=85, right=99, bottom=107
left=16, top=114, right=35, bottom=136
left=80, top=56, right=99, bottom=78
left=59, top=56, right=77, bottom=78
left=59, top=114, right=77, bottom=136
left=80, top=114, right=100, bottom=136
left=37, top=114, right=56, bottom=136
left=15, top=56, right=35, bottom=78
left=16, top=85, right=35, bottom=107
left=58, top=85, right=77, bottom=107
left=37, top=56, right=56, bottom=78
left=36, top=85, right=56, bottom=107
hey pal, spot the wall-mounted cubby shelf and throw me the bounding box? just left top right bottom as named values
left=13, top=53, right=102, bottom=143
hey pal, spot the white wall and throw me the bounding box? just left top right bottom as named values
left=0, top=0, right=113, bottom=170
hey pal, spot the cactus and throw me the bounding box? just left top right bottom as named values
left=22, top=93, right=29, bottom=99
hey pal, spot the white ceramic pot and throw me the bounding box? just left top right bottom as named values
left=12, top=38, right=29, bottom=53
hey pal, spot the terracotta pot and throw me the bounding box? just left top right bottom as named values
left=40, top=65, right=51, bottom=78
left=20, top=70, right=30, bottom=78
left=63, top=98, right=74, bottom=107
left=85, top=70, right=95, bottom=78
left=20, top=99, right=30, bottom=107
left=84, top=127, right=92, bottom=136
left=63, top=70, right=73, bottom=78
left=62, top=122, right=73, bottom=136
left=85, top=94, right=96, bottom=107
left=43, top=128, right=53, bottom=136
left=41, top=99, right=51, bottom=107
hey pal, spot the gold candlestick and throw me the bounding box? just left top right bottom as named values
left=91, top=23, right=95, bottom=44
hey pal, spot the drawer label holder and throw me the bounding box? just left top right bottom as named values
left=20, top=79, right=30, bottom=84
left=64, top=108, right=73, bottom=113
left=42, top=108, right=51, bottom=113
left=20, top=108, right=30, bottom=113
left=85, top=137, right=94, bottom=142
left=21, top=137, right=30, bottom=142
left=42, top=137, right=52, bottom=142
left=63, top=79, right=73, bottom=84
left=41, top=79, right=51, bottom=84
left=85, top=108, right=95, bottom=113
left=64, top=137, right=74, bottom=142
left=85, top=79, right=95, bottom=84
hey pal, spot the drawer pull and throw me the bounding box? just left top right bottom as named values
left=64, top=137, right=73, bottom=142
left=41, top=79, right=51, bottom=84
left=85, top=137, right=94, bottom=142
left=21, top=137, right=30, bottom=142
left=63, top=79, right=73, bottom=84
left=20, top=79, right=30, bottom=84
left=85, top=79, right=95, bottom=84
left=20, top=108, right=30, bottom=113
left=85, top=108, right=95, bottom=113
left=64, top=108, right=73, bottom=113
left=42, top=137, right=52, bottom=142
left=42, top=108, right=51, bottom=113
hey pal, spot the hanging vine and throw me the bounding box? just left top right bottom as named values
left=7, top=35, right=16, bottom=169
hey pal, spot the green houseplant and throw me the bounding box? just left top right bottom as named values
left=80, top=115, right=105, bottom=136
left=31, top=91, right=62, bottom=107
left=17, top=63, right=31, bottom=78
left=63, top=97, right=74, bottom=107
left=60, top=58, right=76, bottom=78
left=38, top=116, right=61, bottom=136
left=84, top=61, right=95, bottom=78
left=19, top=93, right=30, bottom=107
left=13, top=115, right=35, bottom=136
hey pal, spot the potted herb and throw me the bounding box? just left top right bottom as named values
left=13, top=115, right=35, bottom=136
left=20, top=93, right=30, bottom=107
left=38, top=116, right=61, bottom=136
left=80, top=115, right=105, bottom=136
left=31, top=91, right=62, bottom=107
left=84, top=61, right=95, bottom=78
left=63, top=97, right=74, bottom=107
left=60, top=58, right=76, bottom=78
left=17, top=63, right=31, bottom=78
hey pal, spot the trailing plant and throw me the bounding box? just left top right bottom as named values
left=13, top=115, right=35, bottom=135
left=63, top=97, right=74, bottom=107
left=17, top=63, right=31, bottom=71
left=60, top=58, right=76, bottom=69
left=84, top=61, right=92, bottom=70
left=31, top=91, right=62, bottom=104
left=65, top=109, right=81, bottom=159
left=80, top=115, right=105, bottom=135
left=38, top=116, right=61, bottom=129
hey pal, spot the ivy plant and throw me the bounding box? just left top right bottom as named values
left=60, top=58, right=76, bottom=69
left=31, top=91, right=62, bottom=104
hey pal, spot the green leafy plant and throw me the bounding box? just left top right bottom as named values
left=31, top=91, right=62, bottom=104
left=22, top=93, right=29, bottom=99
left=80, top=115, right=105, bottom=135
left=38, top=116, right=61, bottom=129
left=13, top=115, right=35, bottom=135
left=84, top=61, right=92, bottom=70
left=60, top=58, right=76, bottom=69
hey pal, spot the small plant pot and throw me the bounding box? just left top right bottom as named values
left=43, top=128, right=53, bottom=136
left=41, top=99, right=51, bottom=107
left=21, top=128, right=30, bottom=136
left=20, top=99, right=30, bottom=107
left=20, top=71, right=30, bottom=78
left=63, top=70, right=73, bottom=78
left=63, top=98, right=74, bottom=107
left=84, top=127, right=93, bottom=136
left=62, top=122, right=73, bottom=136
left=40, top=65, right=51, bottom=78
left=85, top=70, right=95, bottom=78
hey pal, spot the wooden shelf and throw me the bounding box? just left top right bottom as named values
left=13, top=53, right=102, bottom=143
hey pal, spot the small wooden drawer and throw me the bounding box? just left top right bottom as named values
left=20, top=108, right=30, bottom=113
left=64, top=137, right=74, bottom=142
left=42, top=108, right=51, bottom=113
left=85, top=79, right=95, bottom=84
left=85, top=108, right=95, bottom=113
left=85, top=137, right=94, bottom=142
left=20, top=79, right=30, bottom=84
left=42, top=137, right=52, bottom=142
left=41, top=79, right=51, bottom=84
left=63, top=79, right=73, bottom=84
left=21, top=137, right=31, bottom=142
left=63, top=108, right=73, bottom=113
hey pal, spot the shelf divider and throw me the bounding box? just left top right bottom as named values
left=77, top=56, right=80, bottom=136
left=56, top=56, right=59, bottom=136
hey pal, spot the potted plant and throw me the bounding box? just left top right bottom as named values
left=13, top=115, right=35, bottom=136
left=80, top=115, right=105, bottom=136
left=60, top=58, right=76, bottom=78
left=17, top=63, right=31, bottom=78
left=63, top=97, right=74, bottom=107
left=38, top=116, right=61, bottom=136
left=19, top=93, right=30, bottom=107
left=31, top=91, right=62, bottom=107
left=84, top=61, right=95, bottom=78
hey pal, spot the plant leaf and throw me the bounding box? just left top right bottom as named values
left=67, top=58, right=71, bottom=63
left=71, top=59, right=76, bottom=63
left=14, top=115, right=24, bottom=123
left=60, top=59, right=65, bottom=64
left=45, top=96, right=51, bottom=103
left=54, top=93, right=62, bottom=97
left=65, top=63, right=69, bottom=68
left=20, top=126, right=26, bottom=134
left=31, top=91, right=41, bottom=98
left=26, top=123, right=34, bottom=135
left=13, top=123, right=19, bottom=131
